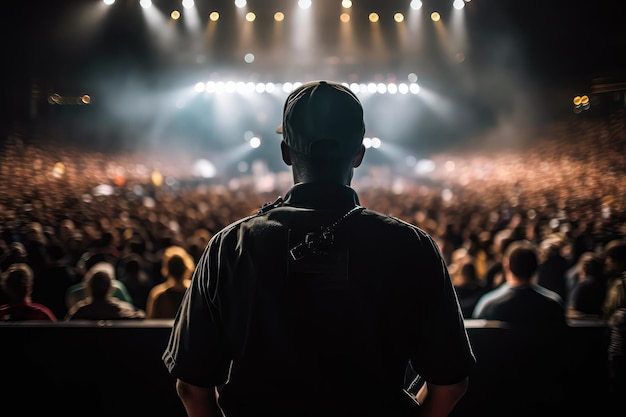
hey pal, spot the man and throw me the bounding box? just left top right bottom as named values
left=472, top=239, right=566, bottom=325
left=602, top=240, right=626, bottom=319
left=163, top=80, right=475, bottom=417
left=0, top=263, right=57, bottom=321
left=471, top=240, right=567, bottom=416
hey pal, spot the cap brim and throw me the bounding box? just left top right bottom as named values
left=275, top=124, right=283, bottom=134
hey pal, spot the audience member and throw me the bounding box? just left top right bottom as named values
left=0, top=263, right=57, bottom=321
left=145, top=246, right=193, bottom=318
left=65, top=261, right=134, bottom=310
left=602, top=240, right=626, bottom=319
left=117, top=253, right=153, bottom=311
left=146, top=254, right=189, bottom=319
left=566, top=252, right=608, bottom=319
left=65, top=268, right=145, bottom=320
left=537, top=236, right=569, bottom=301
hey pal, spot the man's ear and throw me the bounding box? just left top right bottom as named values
left=280, top=140, right=292, bottom=166
left=352, top=144, right=366, bottom=168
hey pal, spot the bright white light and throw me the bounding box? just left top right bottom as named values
left=387, top=83, right=398, bottom=94
left=415, top=159, right=435, bottom=174
left=362, top=137, right=372, bottom=148
left=444, top=160, right=456, bottom=171
left=298, top=0, right=312, bottom=9
left=182, top=0, right=194, bottom=9
left=193, top=159, right=217, bottom=178
left=377, top=83, right=387, bottom=94
left=234, top=0, right=247, bottom=8
left=342, top=0, right=352, bottom=8
left=255, top=83, right=266, bottom=93
left=236, top=82, right=247, bottom=94
left=226, top=81, right=236, bottom=93
left=103, top=0, right=115, bottom=5
left=215, top=82, right=225, bottom=93
left=398, top=83, right=409, bottom=94
left=284, top=82, right=295, bottom=93
left=367, top=83, right=377, bottom=94
left=245, top=82, right=255, bottom=93
left=453, top=0, right=465, bottom=10
left=408, top=73, right=418, bottom=83
left=244, top=131, right=255, bottom=141
left=265, top=83, right=276, bottom=93
left=350, top=83, right=360, bottom=93
left=371, top=137, right=381, bottom=148
left=410, top=83, right=421, bottom=94
left=292, top=82, right=303, bottom=90
left=194, top=82, right=205, bottom=93
left=244, top=53, right=255, bottom=63
left=249, top=136, right=261, bottom=148
left=442, top=188, right=453, bottom=202
left=410, top=0, right=422, bottom=10
left=205, top=81, right=216, bottom=93
left=139, top=0, right=152, bottom=8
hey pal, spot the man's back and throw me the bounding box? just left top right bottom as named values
left=164, top=183, right=474, bottom=416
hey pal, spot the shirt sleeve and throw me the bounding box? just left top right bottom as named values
left=162, top=234, right=232, bottom=387
left=409, top=232, right=476, bottom=385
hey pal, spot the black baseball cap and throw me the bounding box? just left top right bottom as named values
left=276, top=80, right=365, bottom=158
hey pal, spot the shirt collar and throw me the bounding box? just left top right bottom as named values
left=282, top=182, right=361, bottom=210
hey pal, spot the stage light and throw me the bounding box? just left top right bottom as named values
left=350, top=83, right=360, bottom=93
left=410, top=0, right=422, bottom=10
left=274, top=12, right=284, bottom=21
left=255, top=83, right=266, bottom=93
left=453, top=0, right=465, bottom=10
left=398, top=83, right=409, bottom=94
left=573, top=96, right=582, bottom=106
left=431, top=12, right=440, bottom=22
left=283, top=82, right=293, bottom=93
left=234, top=0, right=246, bottom=8
left=81, top=95, right=91, bottom=104
left=371, top=137, right=382, bottom=148
left=298, top=0, right=312, bottom=9
left=249, top=137, right=261, bottom=148
left=171, top=10, right=180, bottom=20
left=244, top=53, right=255, bottom=63
left=246, top=12, right=256, bottom=22
left=139, top=0, right=152, bottom=9
left=394, top=13, right=404, bottom=23
left=182, top=0, right=194, bottom=9
left=581, top=95, right=589, bottom=105
left=387, top=83, right=398, bottom=94
left=194, top=82, right=205, bottom=93
left=410, top=83, right=421, bottom=94
left=369, top=13, right=379, bottom=23
left=209, top=11, right=219, bottom=21
left=408, top=73, right=418, bottom=83
left=342, top=0, right=352, bottom=8
left=367, top=83, right=377, bottom=93
left=340, top=13, right=350, bottom=22
left=265, top=83, right=276, bottom=93
left=103, top=0, right=115, bottom=5
left=377, top=83, right=387, bottom=94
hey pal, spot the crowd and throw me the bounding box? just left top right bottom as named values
left=1, top=110, right=626, bottom=395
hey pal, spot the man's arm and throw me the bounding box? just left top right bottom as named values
left=416, top=377, right=469, bottom=417
left=175, top=379, right=224, bottom=417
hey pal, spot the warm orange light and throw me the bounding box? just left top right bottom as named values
left=209, top=11, right=219, bottom=21
left=573, top=96, right=582, bottom=106
left=274, top=11, right=284, bottom=21
left=431, top=12, right=441, bottom=22
left=394, top=13, right=404, bottom=22
left=369, top=12, right=379, bottom=23
left=246, top=12, right=256, bottom=22
left=340, top=13, right=350, bottom=23
left=580, top=95, right=589, bottom=105
left=171, top=10, right=180, bottom=20
left=80, top=95, right=91, bottom=104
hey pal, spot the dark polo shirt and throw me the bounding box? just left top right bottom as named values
left=164, top=182, right=475, bottom=417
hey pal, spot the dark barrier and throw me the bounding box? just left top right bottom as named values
left=0, top=319, right=611, bottom=417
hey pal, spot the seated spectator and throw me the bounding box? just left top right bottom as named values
left=454, top=261, right=487, bottom=319
left=567, top=252, right=607, bottom=319
left=65, top=261, right=134, bottom=310
left=471, top=240, right=568, bottom=416
left=602, top=240, right=626, bottom=319
left=0, top=263, right=57, bottom=321
left=65, top=268, right=145, bottom=320
left=472, top=240, right=566, bottom=325
left=117, top=253, right=153, bottom=311
left=146, top=246, right=193, bottom=319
